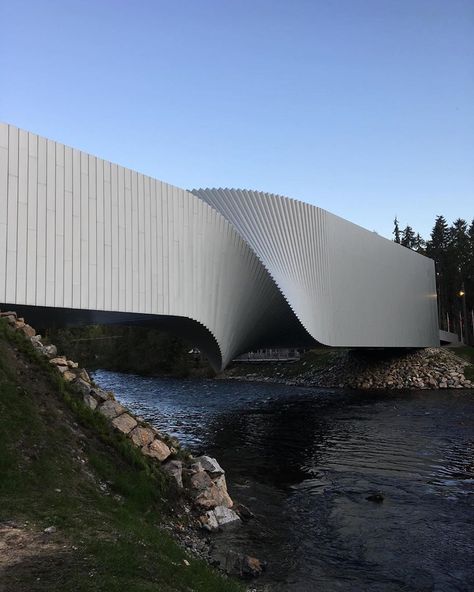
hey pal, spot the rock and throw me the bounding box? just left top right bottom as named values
left=162, top=460, right=183, bottom=488
left=234, top=503, right=254, bottom=521
left=220, top=550, right=264, bottom=578
left=212, top=474, right=233, bottom=508
left=190, top=470, right=214, bottom=492
left=111, top=413, right=138, bottom=434
left=243, top=556, right=265, bottom=578
left=142, top=439, right=171, bottom=462
left=366, top=492, right=384, bottom=503
left=30, top=335, right=43, bottom=346
left=213, top=505, right=241, bottom=526
left=43, top=526, right=56, bottom=534
left=76, top=368, right=90, bottom=383
left=42, top=344, right=58, bottom=358
left=90, top=387, right=113, bottom=402
left=199, top=511, right=219, bottom=532
left=83, top=393, right=98, bottom=410
left=188, top=460, right=205, bottom=474
left=129, top=426, right=155, bottom=448
left=21, top=324, right=36, bottom=338
left=73, top=378, right=92, bottom=395
left=192, top=456, right=225, bottom=476
left=63, top=370, right=76, bottom=382
left=97, top=399, right=126, bottom=419
left=192, top=472, right=233, bottom=509
left=0, top=310, right=17, bottom=318
left=49, top=356, right=68, bottom=366
left=67, top=360, right=79, bottom=369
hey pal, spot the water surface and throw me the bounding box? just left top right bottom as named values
left=92, top=370, right=474, bottom=591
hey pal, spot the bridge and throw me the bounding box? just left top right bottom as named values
left=0, top=123, right=439, bottom=370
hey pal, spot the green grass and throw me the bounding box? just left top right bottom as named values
left=449, top=345, right=474, bottom=381
left=0, top=319, right=243, bottom=592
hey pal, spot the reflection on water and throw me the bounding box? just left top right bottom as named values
left=93, top=370, right=474, bottom=591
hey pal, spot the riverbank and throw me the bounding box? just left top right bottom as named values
left=220, top=346, right=474, bottom=390
left=90, top=367, right=474, bottom=591
left=0, top=315, right=248, bottom=592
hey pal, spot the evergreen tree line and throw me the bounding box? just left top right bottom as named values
left=393, top=216, right=474, bottom=341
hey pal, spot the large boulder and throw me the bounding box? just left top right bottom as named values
left=162, top=460, right=183, bottom=489
left=97, top=399, right=126, bottom=419
left=21, top=324, right=36, bottom=338
left=76, top=368, right=90, bottom=383
left=192, top=456, right=224, bottom=476
left=42, top=344, right=58, bottom=358
left=73, top=378, right=91, bottom=395
left=190, top=471, right=233, bottom=509
left=212, top=474, right=233, bottom=508
left=142, top=439, right=171, bottom=462
left=49, top=357, right=68, bottom=367
left=129, top=426, right=155, bottom=448
left=90, top=387, right=113, bottom=403
left=63, top=370, right=76, bottom=382
left=212, top=505, right=241, bottom=527
left=111, top=413, right=137, bottom=434
left=30, top=335, right=43, bottom=347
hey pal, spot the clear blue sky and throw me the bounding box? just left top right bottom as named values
left=1, top=0, right=472, bottom=239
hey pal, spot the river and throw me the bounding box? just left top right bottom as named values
left=92, top=370, right=474, bottom=591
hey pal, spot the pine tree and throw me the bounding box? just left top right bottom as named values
left=448, top=219, right=470, bottom=276
left=401, top=225, right=416, bottom=249
left=413, top=233, right=426, bottom=254
left=467, top=219, right=474, bottom=313
left=426, top=216, right=450, bottom=328
left=426, top=215, right=449, bottom=260
left=393, top=217, right=401, bottom=244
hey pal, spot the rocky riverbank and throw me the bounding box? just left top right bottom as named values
left=222, top=347, right=474, bottom=390
left=0, top=310, right=264, bottom=582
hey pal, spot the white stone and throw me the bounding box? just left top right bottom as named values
left=193, top=455, right=224, bottom=476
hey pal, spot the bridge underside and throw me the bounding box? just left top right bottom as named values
left=1, top=303, right=318, bottom=371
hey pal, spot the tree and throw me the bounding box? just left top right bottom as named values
left=393, top=217, right=401, bottom=244
left=426, top=216, right=450, bottom=328
left=412, top=233, right=426, bottom=254
left=401, top=225, right=416, bottom=249
left=426, top=215, right=449, bottom=261
left=467, top=219, right=474, bottom=313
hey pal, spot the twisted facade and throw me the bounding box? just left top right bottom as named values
left=0, top=123, right=439, bottom=370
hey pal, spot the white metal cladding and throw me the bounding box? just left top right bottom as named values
left=0, top=123, right=439, bottom=371
left=192, top=188, right=439, bottom=348
left=0, top=123, right=307, bottom=369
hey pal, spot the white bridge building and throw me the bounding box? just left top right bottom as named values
left=0, top=123, right=439, bottom=370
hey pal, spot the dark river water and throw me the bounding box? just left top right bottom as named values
left=92, top=370, right=474, bottom=592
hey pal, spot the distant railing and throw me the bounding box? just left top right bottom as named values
left=439, top=309, right=474, bottom=345
left=233, top=348, right=301, bottom=362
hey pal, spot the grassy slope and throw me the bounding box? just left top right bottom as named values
left=449, top=345, right=474, bottom=380
left=0, top=319, right=242, bottom=592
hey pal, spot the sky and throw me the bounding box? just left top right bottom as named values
left=1, top=0, right=472, bottom=240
